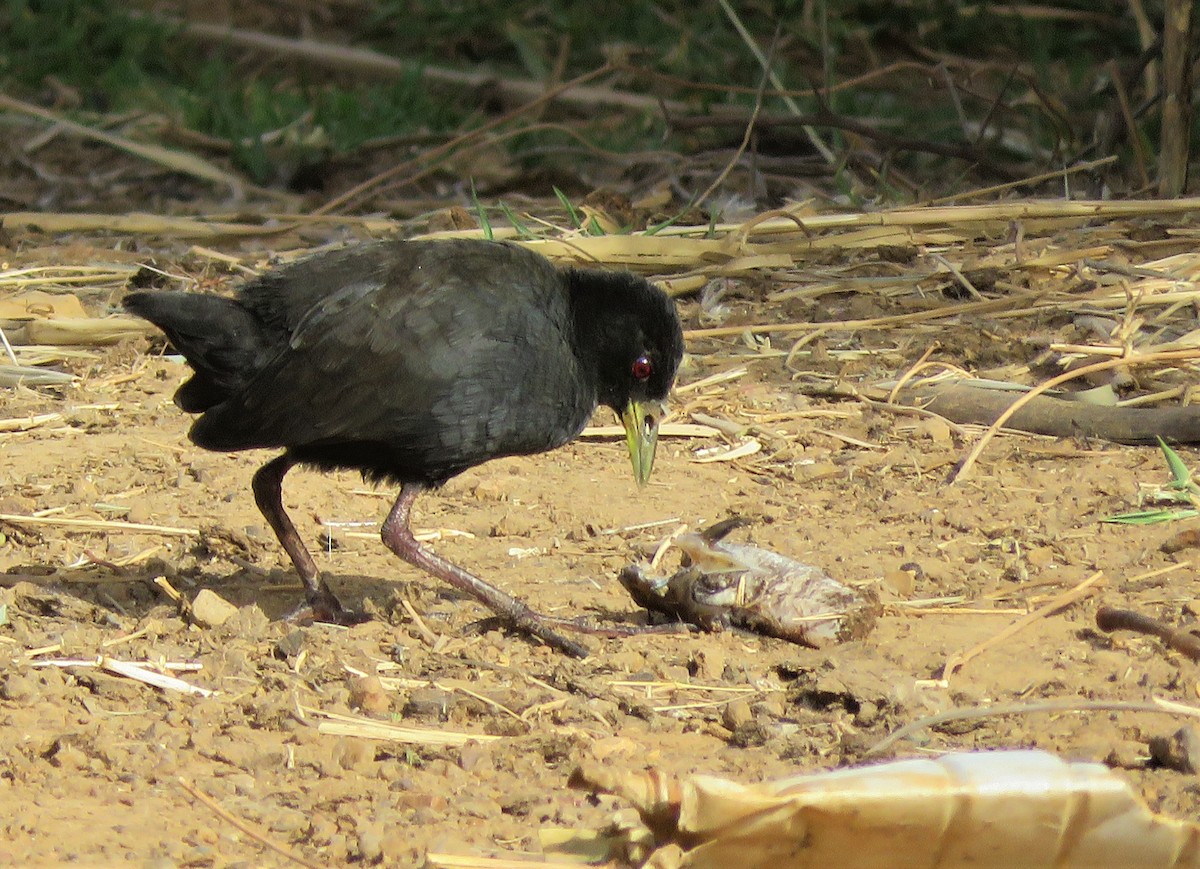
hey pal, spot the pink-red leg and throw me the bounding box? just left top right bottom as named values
left=252, top=454, right=348, bottom=622
left=381, top=483, right=597, bottom=657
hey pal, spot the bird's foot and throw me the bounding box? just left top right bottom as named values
left=543, top=616, right=696, bottom=638
left=471, top=612, right=694, bottom=654
left=507, top=611, right=591, bottom=659
left=284, top=581, right=369, bottom=626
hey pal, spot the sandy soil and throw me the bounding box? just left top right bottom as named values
left=2, top=252, right=1200, bottom=868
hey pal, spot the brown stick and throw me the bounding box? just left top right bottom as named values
left=147, top=16, right=687, bottom=117
left=671, top=107, right=1014, bottom=178
left=948, top=349, right=1200, bottom=484
left=1158, top=0, right=1194, bottom=196
left=314, top=64, right=617, bottom=215
left=895, top=381, right=1200, bottom=445
left=943, top=572, right=1103, bottom=678
left=179, top=778, right=324, bottom=869
left=1096, top=605, right=1200, bottom=661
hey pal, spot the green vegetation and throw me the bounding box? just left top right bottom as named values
left=1104, top=439, right=1200, bottom=525
left=0, top=0, right=1185, bottom=193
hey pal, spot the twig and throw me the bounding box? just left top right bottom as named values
left=0, top=412, right=61, bottom=433
left=0, top=513, right=200, bottom=536
left=154, top=16, right=687, bottom=116
left=29, top=656, right=214, bottom=696
left=929, top=253, right=983, bottom=299
left=865, top=696, right=1200, bottom=757
left=0, top=94, right=250, bottom=194
left=692, top=28, right=775, bottom=208
left=0, top=326, right=18, bottom=365
left=0, top=212, right=296, bottom=241
left=401, top=598, right=445, bottom=651
left=716, top=0, right=834, bottom=165
left=948, top=348, right=1200, bottom=484
left=1105, top=59, right=1150, bottom=189
left=924, top=155, right=1119, bottom=205
left=886, top=344, right=941, bottom=404
left=315, top=64, right=617, bottom=214
left=1096, top=605, right=1200, bottom=661
left=943, top=571, right=1104, bottom=678
left=297, top=704, right=502, bottom=746
left=179, top=778, right=324, bottom=869
left=671, top=107, right=1013, bottom=177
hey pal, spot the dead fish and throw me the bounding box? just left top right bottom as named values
left=618, top=519, right=878, bottom=646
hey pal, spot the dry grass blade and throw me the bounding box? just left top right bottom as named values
left=297, top=704, right=502, bottom=746
left=0, top=94, right=245, bottom=191
left=17, top=318, right=157, bottom=346
left=0, top=413, right=61, bottom=432
left=866, top=697, right=1200, bottom=757
left=426, top=855, right=568, bottom=868
left=943, top=571, right=1104, bottom=678
left=29, top=656, right=214, bottom=696
left=179, top=778, right=324, bottom=869
left=0, top=212, right=295, bottom=238
left=0, top=366, right=75, bottom=387
left=578, top=423, right=720, bottom=438
left=949, top=349, right=1200, bottom=483
left=0, top=514, right=200, bottom=536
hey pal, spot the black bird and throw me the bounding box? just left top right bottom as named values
left=125, top=238, right=684, bottom=656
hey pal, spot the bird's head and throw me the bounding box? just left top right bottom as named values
left=568, top=268, right=684, bottom=484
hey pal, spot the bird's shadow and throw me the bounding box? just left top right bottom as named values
left=0, top=556, right=422, bottom=626
left=0, top=553, right=651, bottom=638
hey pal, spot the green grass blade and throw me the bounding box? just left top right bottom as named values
left=1157, top=436, right=1194, bottom=488
left=470, top=180, right=493, bottom=241
left=646, top=192, right=701, bottom=236
left=498, top=201, right=536, bottom=239
left=553, top=186, right=581, bottom=229
left=1101, top=508, right=1200, bottom=525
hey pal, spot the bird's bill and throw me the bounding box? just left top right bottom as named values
left=620, top=398, right=666, bottom=485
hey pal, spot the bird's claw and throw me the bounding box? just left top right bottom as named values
left=509, top=613, right=591, bottom=659
left=472, top=611, right=692, bottom=656
left=285, top=582, right=369, bottom=626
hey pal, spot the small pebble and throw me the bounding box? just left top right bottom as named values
left=722, top=699, right=753, bottom=731
left=349, top=675, right=390, bottom=715
left=357, top=825, right=384, bottom=863
left=190, top=589, right=238, bottom=628
left=0, top=672, right=36, bottom=703
left=1149, top=725, right=1200, bottom=774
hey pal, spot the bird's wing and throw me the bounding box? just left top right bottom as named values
left=191, top=251, right=586, bottom=461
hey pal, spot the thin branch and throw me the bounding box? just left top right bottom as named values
left=179, top=779, right=324, bottom=869
left=314, top=65, right=617, bottom=214
left=672, top=109, right=1016, bottom=178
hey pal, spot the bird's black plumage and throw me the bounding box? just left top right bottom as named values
left=125, top=238, right=684, bottom=656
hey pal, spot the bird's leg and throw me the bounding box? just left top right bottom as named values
left=381, top=484, right=591, bottom=658
left=252, top=454, right=348, bottom=622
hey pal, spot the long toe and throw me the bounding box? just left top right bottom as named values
left=506, top=612, right=591, bottom=658
left=471, top=611, right=689, bottom=649
left=284, top=582, right=366, bottom=626
left=547, top=615, right=695, bottom=638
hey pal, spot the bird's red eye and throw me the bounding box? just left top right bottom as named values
left=632, top=355, right=653, bottom=381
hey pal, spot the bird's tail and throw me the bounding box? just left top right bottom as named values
left=124, top=292, right=266, bottom=412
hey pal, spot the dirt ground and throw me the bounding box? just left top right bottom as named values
left=3, top=233, right=1200, bottom=869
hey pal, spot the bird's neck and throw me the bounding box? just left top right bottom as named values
left=565, top=270, right=623, bottom=408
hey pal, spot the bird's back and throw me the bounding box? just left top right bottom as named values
left=131, top=239, right=596, bottom=485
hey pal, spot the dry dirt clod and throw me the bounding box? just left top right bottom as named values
left=189, top=589, right=238, bottom=627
